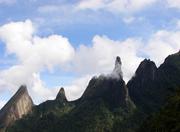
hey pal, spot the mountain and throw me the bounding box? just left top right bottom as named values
left=80, top=56, right=134, bottom=109
left=0, top=85, right=33, bottom=132
left=56, top=88, right=67, bottom=102
left=128, top=51, right=180, bottom=114
left=137, top=51, right=180, bottom=132
left=6, top=56, right=137, bottom=132
left=127, top=59, right=158, bottom=113
left=2, top=51, right=180, bottom=132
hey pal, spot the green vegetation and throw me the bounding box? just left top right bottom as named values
left=7, top=97, right=139, bottom=132
left=138, top=89, right=180, bottom=132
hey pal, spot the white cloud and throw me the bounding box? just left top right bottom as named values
left=144, top=30, right=180, bottom=65
left=0, top=20, right=74, bottom=67
left=71, top=35, right=144, bottom=82
left=30, top=73, right=59, bottom=103
left=64, top=75, right=92, bottom=101
left=0, top=20, right=34, bottom=61
left=71, top=32, right=180, bottom=81
left=167, top=0, right=180, bottom=9
left=77, top=0, right=157, bottom=14
left=0, top=20, right=75, bottom=104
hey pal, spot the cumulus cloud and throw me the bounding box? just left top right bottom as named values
left=71, top=35, right=144, bottom=82
left=64, top=75, right=92, bottom=101
left=0, top=20, right=75, bottom=104
left=0, top=20, right=74, bottom=68
left=144, top=30, right=180, bottom=65
left=76, top=0, right=157, bottom=14
left=30, top=73, right=59, bottom=103
left=72, top=31, right=180, bottom=80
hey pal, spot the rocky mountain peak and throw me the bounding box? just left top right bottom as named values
left=14, top=85, right=28, bottom=97
left=115, top=56, right=122, bottom=65
left=111, top=56, right=123, bottom=79
left=56, top=87, right=67, bottom=102
left=81, top=56, right=134, bottom=109
left=135, top=59, right=157, bottom=80
left=0, top=85, right=33, bottom=132
left=127, top=59, right=158, bottom=113
left=163, top=50, right=180, bottom=66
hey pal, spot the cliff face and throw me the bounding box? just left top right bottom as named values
left=0, top=85, right=33, bottom=131
left=127, top=59, right=158, bottom=112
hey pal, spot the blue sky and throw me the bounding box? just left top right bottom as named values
left=0, top=0, right=180, bottom=108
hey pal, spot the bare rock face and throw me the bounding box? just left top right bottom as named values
left=0, top=85, right=33, bottom=132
